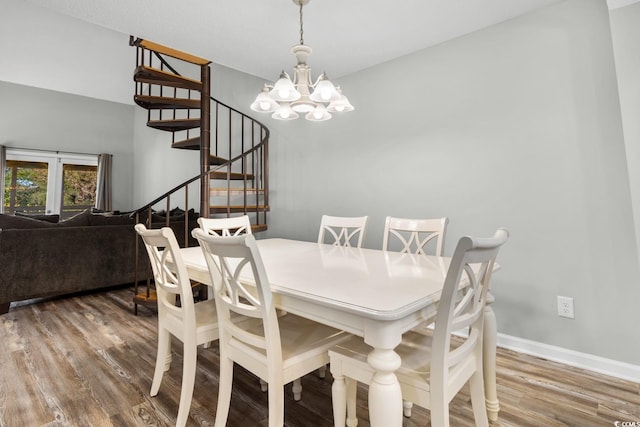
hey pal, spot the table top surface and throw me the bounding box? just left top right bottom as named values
left=180, top=238, right=455, bottom=321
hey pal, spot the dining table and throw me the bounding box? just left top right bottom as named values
left=179, top=237, right=501, bottom=427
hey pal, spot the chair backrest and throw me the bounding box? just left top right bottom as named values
left=192, top=230, right=283, bottom=367
left=135, top=224, right=196, bottom=324
left=431, top=228, right=509, bottom=391
left=382, top=216, right=449, bottom=256
left=197, top=215, right=252, bottom=237
left=317, top=215, right=368, bottom=248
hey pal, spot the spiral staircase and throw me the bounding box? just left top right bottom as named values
left=128, top=37, right=270, bottom=311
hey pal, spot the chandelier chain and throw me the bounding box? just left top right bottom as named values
left=299, top=2, right=304, bottom=45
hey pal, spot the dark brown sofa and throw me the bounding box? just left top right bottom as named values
left=0, top=208, right=198, bottom=314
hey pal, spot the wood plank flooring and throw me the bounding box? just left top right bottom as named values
left=0, top=287, right=638, bottom=426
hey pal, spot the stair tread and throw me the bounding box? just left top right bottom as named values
left=171, top=139, right=226, bottom=160
left=209, top=205, right=270, bottom=213
left=135, top=95, right=201, bottom=110
left=148, top=118, right=201, bottom=131
left=171, top=137, right=201, bottom=150
left=210, top=188, right=264, bottom=197
left=134, top=65, right=202, bottom=90
left=210, top=187, right=264, bottom=191
left=210, top=171, right=255, bottom=180
left=252, top=224, right=268, bottom=233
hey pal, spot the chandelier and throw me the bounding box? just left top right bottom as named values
left=250, top=0, right=354, bottom=122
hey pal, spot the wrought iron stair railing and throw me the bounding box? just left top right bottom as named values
left=129, top=37, right=270, bottom=312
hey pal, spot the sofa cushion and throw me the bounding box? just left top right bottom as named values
left=151, top=208, right=198, bottom=223
left=0, top=213, right=57, bottom=229
left=88, top=212, right=136, bottom=226
left=14, top=212, right=60, bottom=223
left=57, top=209, right=91, bottom=227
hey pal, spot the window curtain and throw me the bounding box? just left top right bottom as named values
left=0, top=145, right=6, bottom=213
left=95, top=153, right=113, bottom=211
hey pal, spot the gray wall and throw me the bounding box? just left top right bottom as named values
left=0, top=0, right=132, bottom=104
left=0, top=82, right=135, bottom=211
left=0, top=0, right=136, bottom=211
left=610, top=2, right=640, bottom=268
left=263, top=0, right=640, bottom=365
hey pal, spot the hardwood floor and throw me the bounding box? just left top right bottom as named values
left=0, top=287, right=638, bottom=426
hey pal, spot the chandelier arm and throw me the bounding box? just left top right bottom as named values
left=310, top=73, right=325, bottom=88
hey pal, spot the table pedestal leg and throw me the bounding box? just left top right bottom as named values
left=367, top=348, right=403, bottom=427
left=484, top=293, right=500, bottom=421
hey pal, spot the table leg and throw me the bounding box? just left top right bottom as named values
left=366, top=347, right=403, bottom=427
left=483, top=293, right=500, bottom=421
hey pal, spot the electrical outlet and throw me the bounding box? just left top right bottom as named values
left=557, top=296, right=574, bottom=319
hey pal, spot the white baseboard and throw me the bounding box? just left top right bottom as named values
left=497, top=333, right=640, bottom=383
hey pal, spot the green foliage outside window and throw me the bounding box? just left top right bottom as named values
left=62, top=165, right=97, bottom=216
left=3, top=161, right=97, bottom=215
left=3, top=162, right=49, bottom=213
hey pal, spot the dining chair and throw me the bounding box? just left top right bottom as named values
left=329, top=228, right=509, bottom=427
left=192, top=216, right=253, bottom=303
left=382, top=216, right=449, bottom=256
left=198, top=215, right=252, bottom=236
left=192, top=230, right=351, bottom=427
left=315, top=214, right=368, bottom=379
left=134, top=224, right=219, bottom=427
left=196, top=216, right=301, bottom=395
left=382, top=216, right=449, bottom=416
left=318, top=215, right=368, bottom=248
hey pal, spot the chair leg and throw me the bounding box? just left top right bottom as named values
left=292, top=378, right=302, bottom=401
left=175, top=341, right=197, bottom=427
left=214, top=356, right=234, bottom=427
left=345, top=378, right=358, bottom=427
left=331, top=372, right=347, bottom=427
left=318, top=364, right=327, bottom=379
left=267, top=377, right=285, bottom=427
left=469, top=370, right=489, bottom=427
left=429, top=394, right=450, bottom=427
left=403, top=399, right=413, bottom=417
left=151, top=328, right=171, bottom=396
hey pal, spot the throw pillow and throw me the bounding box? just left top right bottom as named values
left=58, top=208, right=91, bottom=227
left=88, top=212, right=136, bottom=226
left=14, top=211, right=60, bottom=223
left=0, top=213, right=57, bottom=229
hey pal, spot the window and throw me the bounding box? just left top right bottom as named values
left=3, top=149, right=98, bottom=219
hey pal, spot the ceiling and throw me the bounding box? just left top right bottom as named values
left=25, top=0, right=615, bottom=82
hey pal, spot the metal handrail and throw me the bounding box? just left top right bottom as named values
left=129, top=37, right=270, bottom=313
left=130, top=144, right=266, bottom=217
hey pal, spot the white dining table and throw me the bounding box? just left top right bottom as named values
left=179, top=237, right=501, bottom=427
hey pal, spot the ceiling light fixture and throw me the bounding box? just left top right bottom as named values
left=250, top=0, right=354, bottom=122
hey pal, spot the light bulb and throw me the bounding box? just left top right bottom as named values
left=313, top=110, right=323, bottom=120
left=320, top=90, right=331, bottom=101
left=280, top=109, right=290, bottom=119
left=278, top=89, right=290, bottom=99
left=334, top=105, right=345, bottom=112
left=259, top=101, right=271, bottom=111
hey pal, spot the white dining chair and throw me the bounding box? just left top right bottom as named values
left=198, top=215, right=252, bottom=236
left=197, top=216, right=301, bottom=395
left=382, top=216, right=449, bottom=416
left=192, top=230, right=351, bottom=427
left=134, top=224, right=219, bottom=427
left=318, top=215, right=368, bottom=248
left=382, top=216, right=449, bottom=256
left=329, top=228, right=509, bottom=427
